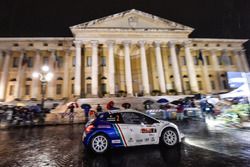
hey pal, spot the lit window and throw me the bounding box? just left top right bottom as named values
left=27, top=57, right=33, bottom=68
left=217, top=56, right=223, bottom=65
left=57, top=56, right=64, bottom=68
left=168, top=56, right=172, bottom=66
left=87, top=84, right=91, bottom=94
left=101, top=56, right=106, bottom=66
left=181, top=57, right=186, bottom=65
left=205, top=56, right=210, bottom=65
left=185, top=81, right=190, bottom=91
left=43, top=56, right=49, bottom=65
left=87, top=56, right=92, bottom=67
left=9, top=85, right=14, bottom=95
left=71, top=84, right=74, bottom=94
left=211, top=81, right=216, bottom=90
left=56, top=84, right=62, bottom=95
left=222, top=80, right=228, bottom=89
left=198, top=81, right=203, bottom=90
left=12, top=57, right=19, bottom=68
left=72, top=56, right=76, bottom=67
left=25, top=85, right=30, bottom=95
left=193, top=56, right=198, bottom=65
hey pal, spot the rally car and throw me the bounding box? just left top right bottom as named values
left=82, top=109, right=183, bottom=153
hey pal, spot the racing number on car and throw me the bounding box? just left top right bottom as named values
left=116, top=114, right=120, bottom=122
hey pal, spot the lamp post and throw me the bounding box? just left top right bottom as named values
left=32, top=65, right=53, bottom=110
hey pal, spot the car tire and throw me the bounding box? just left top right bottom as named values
left=90, top=134, right=110, bottom=154
left=160, top=128, right=179, bottom=147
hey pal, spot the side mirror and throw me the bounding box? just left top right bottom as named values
left=140, top=122, right=145, bottom=126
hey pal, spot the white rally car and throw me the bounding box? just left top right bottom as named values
left=82, top=109, right=184, bottom=153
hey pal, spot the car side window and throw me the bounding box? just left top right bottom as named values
left=120, top=112, right=141, bottom=124
left=136, top=113, right=159, bottom=124
left=106, top=113, right=123, bottom=123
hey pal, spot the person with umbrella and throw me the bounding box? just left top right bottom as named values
left=96, top=104, right=103, bottom=113
left=143, top=100, right=154, bottom=110
left=81, top=104, right=91, bottom=122
left=157, top=98, right=169, bottom=119
left=122, top=103, right=131, bottom=109
left=106, top=101, right=119, bottom=110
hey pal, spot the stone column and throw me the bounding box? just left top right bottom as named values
left=200, top=50, right=212, bottom=93
left=168, top=41, right=182, bottom=94
left=14, top=50, right=25, bottom=99
left=91, top=40, right=99, bottom=97
left=47, top=50, right=55, bottom=98
left=0, top=51, right=11, bottom=101
left=63, top=50, right=70, bottom=98
left=154, top=41, right=166, bottom=94
left=233, top=50, right=244, bottom=72
left=31, top=50, right=41, bottom=99
left=123, top=41, right=133, bottom=96
left=107, top=41, right=115, bottom=96
left=138, top=41, right=150, bottom=95
left=211, top=50, right=220, bottom=91
left=74, top=40, right=82, bottom=97
left=183, top=42, right=199, bottom=93
left=240, top=50, right=250, bottom=72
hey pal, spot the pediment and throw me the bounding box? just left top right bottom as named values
left=70, top=9, right=193, bottom=32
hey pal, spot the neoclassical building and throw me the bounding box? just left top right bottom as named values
left=0, top=9, right=249, bottom=101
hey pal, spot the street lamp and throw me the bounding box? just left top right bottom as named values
left=32, top=65, right=53, bottom=110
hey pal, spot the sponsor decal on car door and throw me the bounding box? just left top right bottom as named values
left=139, top=125, right=158, bottom=145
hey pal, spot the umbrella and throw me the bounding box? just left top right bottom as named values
left=122, top=103, right=131, bottom=109
left=67, top=102, right=79, bottom=108
left=143, top=100, right=154, bottom=105
left=157, top=98, right=169, bottom=104
left=106, top=101, right=114, bottom=110
left=81, top=104, right=91, bottom=110
left=171, top=100, right=183, bottom=105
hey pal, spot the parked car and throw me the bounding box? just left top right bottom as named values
left=82, top=109, right=184, bottom=153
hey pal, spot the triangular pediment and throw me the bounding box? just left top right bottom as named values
left=70, top=9, right=193, bottom=31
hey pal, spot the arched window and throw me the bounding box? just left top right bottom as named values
left=209, top=74, right=213, bottom=78
left=196, top=75, right=200, bottom=78
left=101, top=76, right=107, bottom=80
left=71, top=77, right=75, bottom=80
left=221, top=74, right=225, bottom=77
left=57, top=77, right=63, bottom=81
left=10, top=78, right=16, bottom=81
left=183, top=75, right=188, bottom=78
left=170, top=75, right=174, bottom=79
left=26, top=78, right=32, bottom=81
left=86, top=76, right=92, bottom=80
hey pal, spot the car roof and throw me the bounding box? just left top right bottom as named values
left=105, top=109, right=160, bottom=122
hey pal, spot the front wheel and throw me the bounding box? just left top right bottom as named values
left=161, top=128, right=179, bottom=147
left=90, top=134, right=109, bottom=154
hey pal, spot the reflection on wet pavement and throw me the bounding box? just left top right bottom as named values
left=0, top=120, right=250, bottom=167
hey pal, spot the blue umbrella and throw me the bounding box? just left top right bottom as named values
left=157, top=98, right=169, bottom=104
left=81, top=104, right=91, bottom=110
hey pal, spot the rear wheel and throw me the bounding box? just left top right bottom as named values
left=90, top=134, right=109, bottom=154
left=161, top=128, right=179, bottom=147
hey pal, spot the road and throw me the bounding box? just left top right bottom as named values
left=0, top=119, right=250, bottom=167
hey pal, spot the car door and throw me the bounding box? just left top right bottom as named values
left=119, top=112, right=145, bottom=146
left=135, top=112, right=160, bottom=145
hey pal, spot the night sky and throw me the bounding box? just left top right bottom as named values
left=1, top=0, right=250, bottom=60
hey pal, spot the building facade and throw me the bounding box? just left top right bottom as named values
left=0, top=9, right=249, bottom=101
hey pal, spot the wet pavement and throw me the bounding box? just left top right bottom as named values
left=0, top=120, right=250, bottom=167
